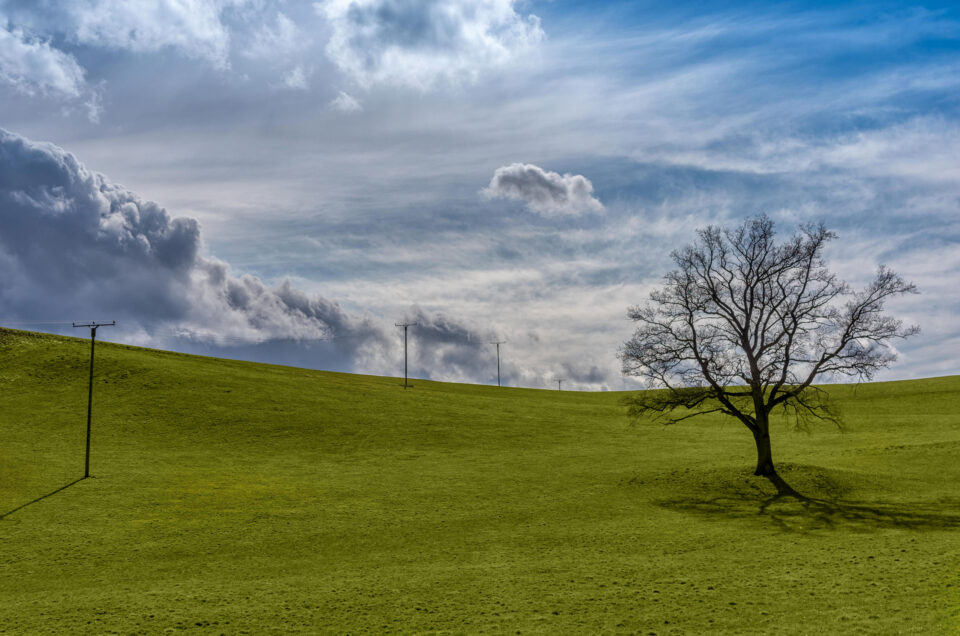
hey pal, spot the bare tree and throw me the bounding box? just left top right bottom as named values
left=620, top=215, right=918, bottom=494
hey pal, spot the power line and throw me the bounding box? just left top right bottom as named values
left=489, top=340, right=505, bottom=387
left=395, top=321, right=417, bottom=389
left=142, top=329, right=340, bottom=345
left=0, top=320, right=76, bottom=326
left=72, top=321, right=115, bottom=479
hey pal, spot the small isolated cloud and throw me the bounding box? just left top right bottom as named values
left=330, top=89, right=361, bottom=111
left=0, top=22, right=87, bottom=98
left=316, top=0, right=543, bottom=90
left=482, top=163, right=604, bottom=216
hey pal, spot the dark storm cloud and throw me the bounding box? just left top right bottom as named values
left=0, top=128, right=385, bottom=359
left=401, top=309, right=498, bottom=382
left=482, top=163, right=604, bottom=217
left=559, top=362, right=607, bottom=385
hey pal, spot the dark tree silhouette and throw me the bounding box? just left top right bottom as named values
left=620, top=215, right=918, bottom=494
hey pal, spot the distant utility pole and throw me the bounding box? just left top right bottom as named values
left=489, top=340, right=505, bottom=387
left=557, top=378, right=564, bottom=391
left=395, top=321, right=417, bottom=389
left=72, top=321, right=115, bottom=478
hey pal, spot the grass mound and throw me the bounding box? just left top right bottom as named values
left=1, top=328, right=958, bottom=633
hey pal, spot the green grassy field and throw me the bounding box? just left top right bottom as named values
left=1, top=327, right=958, bottom=634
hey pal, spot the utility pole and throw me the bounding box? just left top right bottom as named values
left=557, top=378, right=564, bottom=391
left=395, top=321, right=417, bottom=389
left=72, top=321, right=115, bottom=478
left=489, top=340, right=505, bottom=387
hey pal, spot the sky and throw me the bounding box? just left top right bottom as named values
left=1, top=0, right=958, bottom=390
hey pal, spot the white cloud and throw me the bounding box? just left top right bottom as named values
left=242, top=12, right=313, bottom=91
left=282, top=64, right=310, bottom=90
left=245, top=11, right=304, bottom=61
left=0, top=1, right=303, bottom=115
left=0, top=21, right=87, bottom=98
left=3, top=0, right=252, bottom=71
left=820, top=117, right=960, bottom=184
left=330, top=89, right=361, bottom=111
left=63, top=0, right=249, bottom=68
left=482, top=163, right=604, bottom=216
left=316, top=0, right=544, bottom=89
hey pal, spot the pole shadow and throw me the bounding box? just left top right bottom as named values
left=0, top=477, right=86, bottom=520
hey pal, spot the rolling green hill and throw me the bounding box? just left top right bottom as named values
left=1, top=327, right=958, bottom=634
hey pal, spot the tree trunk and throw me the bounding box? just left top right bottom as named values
left=751, top=425, right=801, bottom=497
left=753, top=428, right=775, bottom=477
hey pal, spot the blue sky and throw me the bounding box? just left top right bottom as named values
left=1, top=0, right=958, bottom=388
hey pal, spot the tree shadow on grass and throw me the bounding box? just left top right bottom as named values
left=652, top=468, right=960, bottom=533
left=0, top=477, right=86, bottom=520
left=660, top=492, right=960, bottom=533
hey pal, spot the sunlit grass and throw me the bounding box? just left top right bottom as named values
left=1, top=328, right=958, bottom=633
